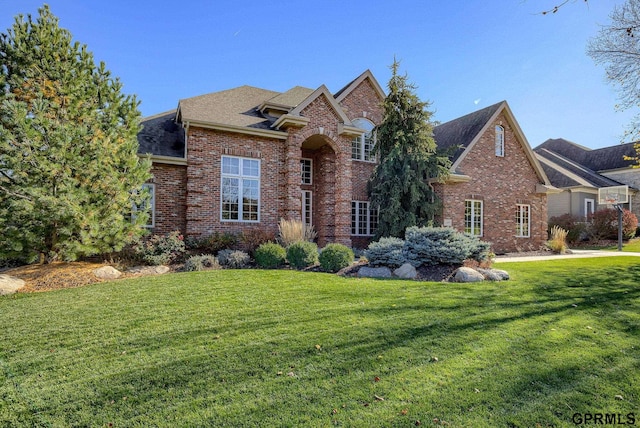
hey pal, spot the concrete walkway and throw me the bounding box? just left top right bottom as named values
left=495, top=249, right=640, bottom=263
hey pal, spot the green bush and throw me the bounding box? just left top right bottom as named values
left=254, top=242, right=287, bottom=269
left=286, top=241, right=319, bottom=270
left=364, top=237, right=405, bottom=267
left=183, top=254, right=220, bottom=272
left=319, top=243, right=354, bottom=273
left=132, top=231, right=186, bottom=266
left=218, top=249, right=251, bottom=269
left=403, top=226, right=491, bottom=267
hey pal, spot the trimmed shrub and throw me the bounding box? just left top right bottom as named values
left=186, top=232, right=239, bottom=253
left=184, top=254, right=220, bottom=272
left=364, top=237, right=405, bottom=267
left=278, top=218, right=317, bottom=247
left=132, top=231, right=186, bottom=266
left=286, top=241, right=319, bottom=270
left=217, top=250, right=251, bottom=269
left=548, top=213, right=586, bottom=244
left=588, top=208, right=638, bottom=241
left=403, top=226, right=491, bottom=267
left=254, top=242, right=287, bottom=269
left=319, top=243, right=354, bottom=273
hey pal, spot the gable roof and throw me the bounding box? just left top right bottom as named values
left=334, top=69, right=386, bottom=103
left=433, top=101, right=503, bottom=165
left=433, top=101, right=550, bottom=185
left=534, top=148, right=625, bottom=188
left=535, top=138, right=636, bottom=172
left=137, top=111, right=186, bottom=158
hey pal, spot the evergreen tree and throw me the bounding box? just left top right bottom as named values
left=368, top=61, right=451, bottom=239
left=0, top=6, right=151, bottom=262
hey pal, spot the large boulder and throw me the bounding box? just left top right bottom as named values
left=452, top=267, right=485, bottom=283
left=358, top=266, right=392, bottom=279
left=0, top=274, right=25, bottom=295
left=393, top=263, right=417, bottom=280
left=93, top=266, right=122, bottom=280
left=476, top=268, right=510, bottom=281
left=127, top=265, right=170, bottom=275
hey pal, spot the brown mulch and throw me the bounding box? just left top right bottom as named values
left=5, top=262, right=122, bottom=293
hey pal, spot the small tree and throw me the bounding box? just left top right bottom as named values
left=368, top=60, right=451, bottom=238
left=0, top=6, right=151, bottom=262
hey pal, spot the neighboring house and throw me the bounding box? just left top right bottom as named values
left=432, top=101, right=557, bottom=253
left=534, top=138, right=639, bottom=221
left=137, top=72, right=554, bottom=253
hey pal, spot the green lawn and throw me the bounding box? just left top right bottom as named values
left=1, top=258, right=639, bottom=427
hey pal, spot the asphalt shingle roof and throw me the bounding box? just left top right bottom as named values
left=137, top=111, right=185, bottom=158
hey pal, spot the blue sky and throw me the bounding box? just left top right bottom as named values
left=0, top=0, right=631, bottom=149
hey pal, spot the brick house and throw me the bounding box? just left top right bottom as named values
left=138, top=71, right=556, bottom=253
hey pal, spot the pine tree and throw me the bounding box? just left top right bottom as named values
left=368, top=61, right=451, bottom=239
left=0, top=6, right=152, bottom=262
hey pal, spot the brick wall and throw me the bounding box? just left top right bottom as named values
left=184, top=128, right=286, bottom=239
left=148, top=163, right=187, bottom=235
left=436, top=112, right=548, bottom=254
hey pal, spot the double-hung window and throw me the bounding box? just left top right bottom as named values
left=351, top=201, right=378, bottom=236
left=221, top=156, right=260, bottom=222
left=516, top=204, right=530, bottom=237
left=464, top=199, right=483, bottom=236
left=495, top=125, right=505, bottom=157
left=351, top=118, right=375, bottom=161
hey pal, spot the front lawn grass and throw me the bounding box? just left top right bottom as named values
left=579, top=237, right=640, bottom=252
left=1, top=258, right=639, bottom=427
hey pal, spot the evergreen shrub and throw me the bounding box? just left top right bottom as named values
left=254, top=243, right=287, bottom=269
left=403, top=226, right=491, bottom=267
left=286, top=241, right=319, bottom=270
left=319, top=243, right=354, bottom=273
left=364, top=237, right=405, bottom=267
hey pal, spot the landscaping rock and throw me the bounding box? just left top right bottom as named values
left=452, top=267, right=484, bottom=283
left=393, top=263, right=417, bottom=279
left=358, top=266, right=392, bottom=279
left=93, top=266, right=122, bottom=280
left=127, top=265, right=170, bottom=275
left=0, top=274, right=25, bottom=295
left=476, top=268, right=510, bottom=281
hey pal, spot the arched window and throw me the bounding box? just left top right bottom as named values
left=351, top=118, right=375, bottom=161
left=495, top=125, right=505, bottom=157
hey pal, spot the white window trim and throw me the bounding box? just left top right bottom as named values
left=516, top=204, right=530, bottom=238
left=584, top=198, right=595, bottom=220
left=133, top=183, right=155, bottom=228
left=302, top=190, right=312, bottom=226
left=495, top=125, right=505, bottom=157
left=220, top=155, right=261, bottom=223
left=351, top=118, right=376, bottom=163
left=351, top=200, right=378, bottom=236
left=301, top=158, right=313, bottom=185
left=465, top=199, right=483, bottom=237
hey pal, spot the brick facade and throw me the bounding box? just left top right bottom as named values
left=142, top=72, right=550, bottom=254
left=434, top=112, right=548, bottom=253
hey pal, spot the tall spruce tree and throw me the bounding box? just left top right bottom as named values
left=368, top=61, right=451, bottom=239
left=0, top=6, right=151, bottom=262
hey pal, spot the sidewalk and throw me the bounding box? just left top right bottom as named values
left=495, top=249, right=640, bottom=263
